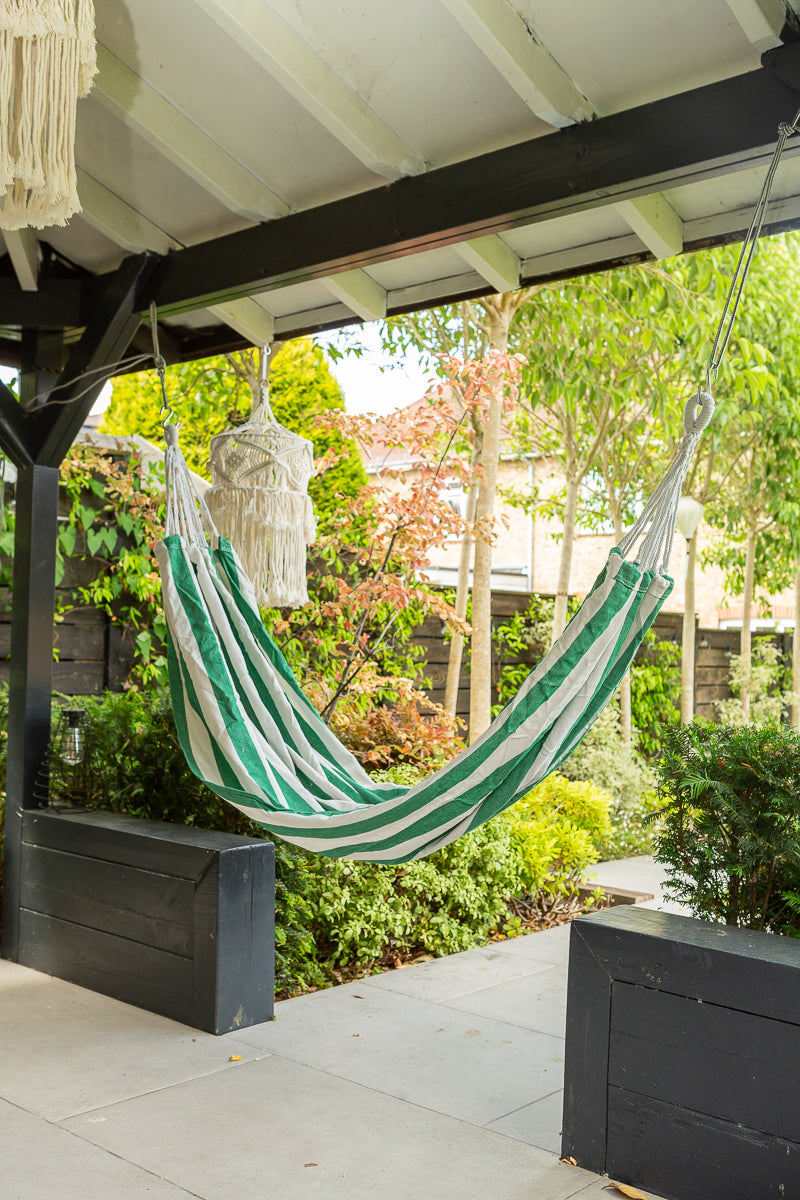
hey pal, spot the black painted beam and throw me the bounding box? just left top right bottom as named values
left=27, top=253, right=159, bottom=467
left=0, top=52, right=798, bottom=347
left=146, top=48, right=800, bottom=315
left=0, top=380, right=32, bottom=466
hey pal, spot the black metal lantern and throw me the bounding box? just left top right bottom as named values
left=44, top=707, right=94, bottom=809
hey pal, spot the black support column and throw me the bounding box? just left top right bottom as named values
left=1, top=464, right=59, bottom=960
left=0, top=252, right=160, bottom=962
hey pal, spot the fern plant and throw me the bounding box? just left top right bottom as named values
left=653, top=722, right=800, bottom=934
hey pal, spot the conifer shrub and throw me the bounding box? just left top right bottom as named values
left=653, top=721, right=800, bottom=934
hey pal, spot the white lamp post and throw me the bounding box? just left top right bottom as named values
left=676, top=496, right=704, bottom=724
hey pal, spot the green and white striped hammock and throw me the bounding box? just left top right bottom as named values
left=151, top=106, right=798, bottom=863
left=154, top=391, right=713, bottom=863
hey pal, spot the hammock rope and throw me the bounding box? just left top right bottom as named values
left=152, top=108, right=799, bottom=863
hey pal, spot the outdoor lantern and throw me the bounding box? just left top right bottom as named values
left=41, top=706, right=94, bottom=808
left=675, top=495, right=704, bottom=541
left=0, top=1, right=97, bottom=231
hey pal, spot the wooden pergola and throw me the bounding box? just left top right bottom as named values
left=2, top=0, right=800, bottom=1010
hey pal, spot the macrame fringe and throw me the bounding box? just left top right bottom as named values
left=0, top=0, right=96, bottom=231
left=206, top=486, right=316, bottom=608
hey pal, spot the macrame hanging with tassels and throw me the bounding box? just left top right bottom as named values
left=0, top=0, right=97, bottom=231
left=205, top=359, right=316, bottom=609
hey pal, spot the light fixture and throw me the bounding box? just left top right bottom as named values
left=675, top=496, right=704, bottom=541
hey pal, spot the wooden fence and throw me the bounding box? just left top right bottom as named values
left=411, top=590, right=791, bottom=725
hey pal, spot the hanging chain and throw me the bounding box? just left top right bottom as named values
left=706, top=104, right=800, bottom=391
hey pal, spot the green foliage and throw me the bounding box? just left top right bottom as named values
left=492, top=594, right=554, bottom=713
left=507, top=774, right=611, bottom=897
left=629, top=630, right=681, bottom=756
left=301, top=770, right=608, bottom=973
left=304, top=817, right=525, bottom=968
left=715, top=639, right=794, bottom=727
left=653, top=722, right=800, bottom=934
left=58, top=443, right=168, bottom=684
left=561, top=700, right=657, bottom=811
left=595, top=789, right=662, bottom=860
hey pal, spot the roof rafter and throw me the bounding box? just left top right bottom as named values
left=93, top=45, right=290, bottom=222
left=77, top=171, right=275, bottom=347
left=207, top=299, right=275, bottom=346
left=192, top=0, right=427, bottom=180
left=615, top=194, right=684, bottom=259
left=4, top=230, right=41, bottom=292
left=440, top=0, right=593, bottom=127
left=724, top=0, right=786, bottom=51
left=322, top=270, right=387, bottom=321
left=439, top=0, right=685, bottom=259
left=77, top=169, right=181, bottom=255
left=454, top=234, right=521, bottom=293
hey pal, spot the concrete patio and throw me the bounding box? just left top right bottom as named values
left=1, top=856, right=675, bottom=1200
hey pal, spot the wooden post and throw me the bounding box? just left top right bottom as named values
left=0, top=464, right=59, bottom=960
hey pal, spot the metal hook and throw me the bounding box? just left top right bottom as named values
left=150, top=302, right=175, bottom=426
left=259, top=343, right=271, bottom=384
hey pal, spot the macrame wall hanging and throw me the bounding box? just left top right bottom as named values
left=0, top=0, right=97, bottom=231
left=205, top=351, right=316, bottom=609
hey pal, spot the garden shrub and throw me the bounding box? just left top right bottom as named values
left=653, top=721, right=800, bottom=934
left=560, top=700, right=656, bottom=811
left=303, top=770, right=610, bottom=973
left=715, top=638, right=795, bottom=726
left=507, top=773, right=611, bottom=895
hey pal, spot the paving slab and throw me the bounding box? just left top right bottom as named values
left=486, top=1087, right=564, bottom=1154
left=364, top=941, right=551, bottom=1002
left=0, top=958, right=262, bottom=1121
left=1, top=1098, right=197, bottom=1200
left=487, top=921, right=573, bottom=966
left=229, top=975, right=564, bottom=1126
left=59, top=1055, right=597, bottom=1200
left=444, top=963, right=567, bottom=1038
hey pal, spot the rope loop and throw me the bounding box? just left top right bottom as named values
left=683, top=390, right=715, bottom=437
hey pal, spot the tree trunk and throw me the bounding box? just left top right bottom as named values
left=443, top=474, right=479, bottom=717
left=552, top=474, right=579, bottom=643
left=681, top=535, right=698, bottom=724
left=607, top=506, right=633, bottom=745
left=740, top=525, right=757, bottom=722
left=793, top=563, right=800, bottom=732
left=469, top=299, right=511, bottom=741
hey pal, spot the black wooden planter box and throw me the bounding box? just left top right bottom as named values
left=16, top=808, right=275, bottom=1034
left=562, top=905, right=800, bottom=1200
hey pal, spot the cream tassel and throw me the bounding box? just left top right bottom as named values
left=206, top=381, right=317, bottom=610
left=0, top=0, right=96, bottom=231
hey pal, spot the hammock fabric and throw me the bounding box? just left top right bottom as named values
left=155, top=393, right=713, bottom=864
